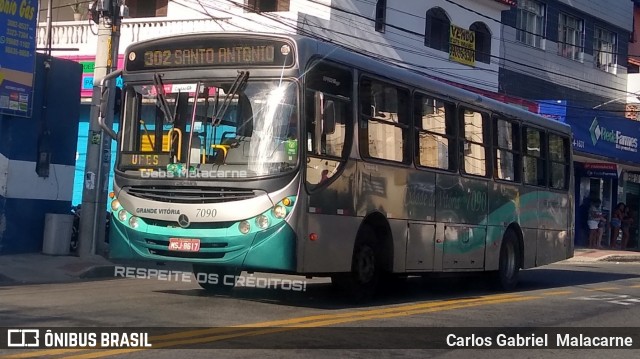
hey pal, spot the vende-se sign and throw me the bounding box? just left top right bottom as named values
left=449, top=24, right=475, bottom=66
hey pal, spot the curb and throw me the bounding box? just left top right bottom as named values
left=599, top=255, right=640, bottom=263
left=79, top=265, right=117, bottom=279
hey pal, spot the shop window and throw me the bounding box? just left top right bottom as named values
left=548, top=133, right=569, bottom=189
left=461, top=108, right=489, bottom=177
left=523, top=127, right=546, bottom=186
left=359, top=78, right=410, bottom=163
left=493, top=117, right=520, bottom=181
left=414, top=94, right=456, bottom=171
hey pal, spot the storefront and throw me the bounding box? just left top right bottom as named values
left=539, top=103, right=640, bottom=249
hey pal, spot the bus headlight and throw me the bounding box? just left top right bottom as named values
left=111, top=199, right=121, bottom=212
left=256, top=215, right=269, bottom=229
left=273, top=205, right=287, bottom=219
left=239, top=220, right=251, bottom=234
left=118, top=209, right=127, bottom=221
left=129, top=216, right=139, bottom=229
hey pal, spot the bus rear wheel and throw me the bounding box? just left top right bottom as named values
left=192, top=264, right=237, bottom=294
left=493, top=230, right=521, bottom=291
left=332, top=227, right=380, bottom=302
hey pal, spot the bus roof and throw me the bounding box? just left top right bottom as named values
left=125, top=32, right=572, bottom=135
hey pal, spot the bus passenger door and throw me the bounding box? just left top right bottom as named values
left=406, top=222, right=436, bottom=271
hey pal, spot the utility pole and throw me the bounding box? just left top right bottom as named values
left=78, top=1, right=123, bottom=257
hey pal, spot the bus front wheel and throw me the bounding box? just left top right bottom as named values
left=332, top=227, right=380, bottom=302
left=192, top=264, right=238, bottom=294
left=493, top=230, right=521, bottom=291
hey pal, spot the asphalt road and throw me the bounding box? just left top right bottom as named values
left=1, top=261, right=639, bottom=358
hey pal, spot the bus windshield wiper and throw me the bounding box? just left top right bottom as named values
left=212, top=71, right=249, bottom=127
left=153, top=73, right=174, bottom=124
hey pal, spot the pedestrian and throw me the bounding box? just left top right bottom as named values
left=587, top=198, right=605, bottom=249
left=621, top=208, right=634, bottom=250
left=610, top=202, right=625, bottom=248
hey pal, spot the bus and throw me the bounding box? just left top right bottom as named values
left=99, top=32, right=574, bottom=301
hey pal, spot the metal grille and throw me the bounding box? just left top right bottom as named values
left=125, top=186, right=257, bottom=203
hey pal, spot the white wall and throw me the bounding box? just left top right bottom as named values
left=298, top=0, right=508, bottom=91
left=38, top=0, right=508, bottom=92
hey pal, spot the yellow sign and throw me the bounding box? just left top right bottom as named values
left=449, top=24, right=476, bottom=66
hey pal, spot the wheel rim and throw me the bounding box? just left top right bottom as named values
left=502, top=240, right=516, bottom=279
left=355, top=245, right=376, bottom=283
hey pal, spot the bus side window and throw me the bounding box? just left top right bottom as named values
left=460, top=108, right=489, bottom=177
left=414, top=93, right=456, bottom=171
left=493, top=117, right=520, bottom=182
left=522, top=127, right=547, bottom=186
left=303, top=60, right=352, bottom=191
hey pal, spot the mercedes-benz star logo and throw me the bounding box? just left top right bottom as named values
left=178, top=214, right=190, bottom=228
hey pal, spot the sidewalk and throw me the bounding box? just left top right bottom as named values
left=563, top=247, right=640, bottom=263
left=0, top=253, right=193, bottom=286
left=0, top=253, right=116, bottom=286
left=0, top=247, right=638, bottom=286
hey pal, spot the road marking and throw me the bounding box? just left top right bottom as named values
left=570, top=294, right=640, bottom=306
left=56, top=294, right=540, bottom=359
left=5, top=293, right=528, bottom=359
left=585, top=287, right=619, bottom=291
left=540, top=290, right=573, bottom=296
left=1, top=349, right=87, bottom=358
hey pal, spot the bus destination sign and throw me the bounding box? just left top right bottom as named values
left=125, top=38, right=294, bottom=71
left=120, top=152, right=171, bottom=169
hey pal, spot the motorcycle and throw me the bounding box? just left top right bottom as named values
left=69, top=205, right=111, bottom=252
left=70, top=205, right=82, bottom=252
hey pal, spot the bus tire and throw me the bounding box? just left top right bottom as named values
left=192, top=264, right=237, bottom=294
left=493, top=230, right=521, bottom=291
left=332, top=226, right=380, bottom=302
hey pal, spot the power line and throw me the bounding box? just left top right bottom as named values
left=175, top=0, right=638, bottom=113
left=291, top=0, right=640, bottom=103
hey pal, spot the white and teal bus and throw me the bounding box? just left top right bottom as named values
left=99, top=32, right=574, bottom=301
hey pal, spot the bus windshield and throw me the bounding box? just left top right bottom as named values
left=118, top=79, right=299, bottom=180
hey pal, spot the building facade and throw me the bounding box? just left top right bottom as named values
left=499, top=0, right=639, bottom=249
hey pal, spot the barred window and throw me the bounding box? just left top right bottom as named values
left=516, top=0, right=546, bottom=48
left=594, top=27, right=617, bottom=73
left=558, top=13, right=584, bottom=61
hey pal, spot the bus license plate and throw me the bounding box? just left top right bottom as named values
left=168, top=238, right=201, bottom=252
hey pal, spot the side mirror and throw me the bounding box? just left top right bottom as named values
left=323, top=100, right=336, bottom=134
left=97, top=70, right=122, bottom=140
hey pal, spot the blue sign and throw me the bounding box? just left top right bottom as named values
left=537, top=100, right=567, bottom=123
left=567, top=113, right=640, bottom=164
left=0, top=1, right=38, bottom=117
left=82, top=76, right=123, bottom=90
